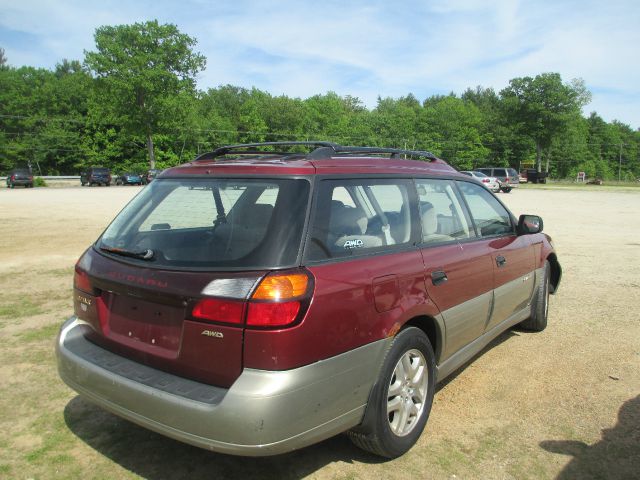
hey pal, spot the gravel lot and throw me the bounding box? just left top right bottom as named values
left=0, top=184, right=638, bottom=479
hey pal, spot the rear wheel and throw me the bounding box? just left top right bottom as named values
left=520, top=260, right=550, bottom=331
left=501, top=187, right=512, bottom=193
left=349, top=327, right=435, bottom=458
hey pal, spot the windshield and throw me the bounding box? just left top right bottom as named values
left=99, top=177, right=310, bottom=270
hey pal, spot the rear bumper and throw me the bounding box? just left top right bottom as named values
left=56, top=316, right=390, bottom=456
left=8, top=179, right=32, bottom=185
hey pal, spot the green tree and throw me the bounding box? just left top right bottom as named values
left=500, top=73, right=591, bottom=172
left=0, top=47, right=7, bottom=69
left=84, top=20, right=206, bottom=168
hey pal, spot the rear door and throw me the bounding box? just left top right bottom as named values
left=415, top=179, right=493, bottom=360
left=456, top=181, right=535, bottom=330
left=300, top=178, right=427, bottom=362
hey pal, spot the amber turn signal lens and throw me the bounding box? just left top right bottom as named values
left=252, top=273, right=308, bottom=300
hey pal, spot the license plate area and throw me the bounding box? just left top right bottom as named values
left=103, top=292, right=184, bottom=354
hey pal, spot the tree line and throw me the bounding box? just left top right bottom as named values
left=1, top=21, right=638, bottom=180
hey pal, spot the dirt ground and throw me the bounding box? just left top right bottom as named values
left=0, top=184, right=638, bottom=479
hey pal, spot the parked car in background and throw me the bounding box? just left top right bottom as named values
left=476, top=167, right=519, bottom=192
left=81, top=167, right=111, bottom=187
left=57, top=142, right=561, bottom=459
left=523, top=169, right=548, bottom=184
left=144, top=168, right=162, bottom=184
left=6, top=168, right=34, bottom=188
left=459, top=170, right=501, bottom=192
left=114, top=172, right=143, bottom=186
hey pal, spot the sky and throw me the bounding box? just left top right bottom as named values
left=1, top=0, right=639, bottom=129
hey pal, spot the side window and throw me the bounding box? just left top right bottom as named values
left=457, top=181, right=513, bottom=237
left=416, top=179, right=473, bottom=244
left=305, top=179, right=413, bottom=261
left=494, top=168, right=508, bottom=177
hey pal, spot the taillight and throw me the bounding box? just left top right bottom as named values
left=251, top=272, right=308, bottom=300
left=482, top=178, right=490, bottom=183
left=74, top=250, right=94, bottom=293
left=74, top=266, right=93, bottom=293
left=247, top=272, right=310, bottom=327
left=192, top=270, right=313, bottom=328
left=247, top=302, right=301, bottom=327
left=192, top=298, right=244, bottom=324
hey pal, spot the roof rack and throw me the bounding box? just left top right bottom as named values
left=194, top=141, right=437, bottom=162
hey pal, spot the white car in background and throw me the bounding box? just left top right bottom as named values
left=459, top=171, right=501, bottom=193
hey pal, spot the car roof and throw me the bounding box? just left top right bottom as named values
left=162, top=142, right=461, bottom=178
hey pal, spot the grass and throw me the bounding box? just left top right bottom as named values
left=14, top=322, right=60, bottom=343
left=0, top=299, right=45, bottom=319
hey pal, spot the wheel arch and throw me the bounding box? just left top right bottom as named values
left=401, top=315, right=444, bottom=365
left=546, top=253, right=562, bottom=293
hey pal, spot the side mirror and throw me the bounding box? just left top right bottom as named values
left=517, top=214, right=543, bottom=235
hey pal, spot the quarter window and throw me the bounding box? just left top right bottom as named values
left=457, top=181, right=513, bottom=237
left=305, top=179, right=414, bottom=261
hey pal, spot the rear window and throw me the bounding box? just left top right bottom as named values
left=91, top=168, right=110, bottom=174
left=99, top=178, right=310, bottom=270
left=493, top=168, right=508, bottom=177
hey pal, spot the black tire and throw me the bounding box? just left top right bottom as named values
left=520, top=260, right=550, bottom=331
left=501, top=187, right=512, bottom=193
left=349, top=327, right=436, bottom=458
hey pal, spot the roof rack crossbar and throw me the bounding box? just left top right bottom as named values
left=194, top=141, right=437, bottom=162
left=195, top=141, right=339, bottom=161
left=324, top=145, right=437, bottom=161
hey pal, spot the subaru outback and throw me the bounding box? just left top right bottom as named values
left=56, top=142, right=561, bottom=458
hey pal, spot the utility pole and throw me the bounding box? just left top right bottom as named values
left=618, top=143, right=623, bottom=182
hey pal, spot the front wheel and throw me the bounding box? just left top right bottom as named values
left=520, top=261, right=550, bottom=331
left=349, top=327, right=436, bottom=458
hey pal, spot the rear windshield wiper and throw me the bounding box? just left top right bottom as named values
left=99, top=245, right=155, bottom=260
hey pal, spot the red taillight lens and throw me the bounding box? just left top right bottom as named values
left=247, top=301, right=301, bottom=327
left=192, top=298, right=244, bottom=324
left=74, top=266, right=93, bottom=293
left=482, top=178, right=490, bottom=183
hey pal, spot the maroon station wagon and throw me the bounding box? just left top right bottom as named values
left=56, top=142, right=561, bottom=458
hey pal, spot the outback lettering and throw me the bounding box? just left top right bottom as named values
left=107, top=271, right=168, bottom=288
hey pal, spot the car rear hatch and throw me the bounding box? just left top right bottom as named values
left=73, top=176, right=311, bottom=388
left=13, top=170, right=32, bottom=180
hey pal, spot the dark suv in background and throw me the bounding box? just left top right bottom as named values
left=81, top=167, right=112, bottom=187
left=6, top=168, right=34, bottom=188
left=57, top=142, right=560, bottom=458
left=476, top=167, right=519, bottom=192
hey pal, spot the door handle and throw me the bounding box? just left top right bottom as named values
left=431, top=270, right=448, bottom=286
left=496, top=255, right=507, bottom=267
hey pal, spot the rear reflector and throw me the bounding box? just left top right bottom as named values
left=247, top=301, right=301, bottom=327
left=192, top=298, right=244, bottom=324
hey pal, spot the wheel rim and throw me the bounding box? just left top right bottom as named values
left=387, top=348, right=429, bottom=437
